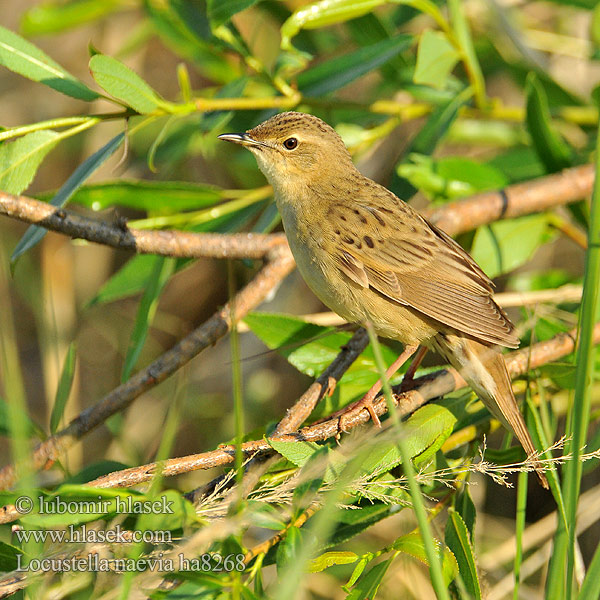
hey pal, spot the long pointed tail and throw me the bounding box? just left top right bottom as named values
left=433, top=334, right=549, bottom=489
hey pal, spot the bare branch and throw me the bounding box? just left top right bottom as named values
left=427, top=163, right=594, bottom=236
left=0, top=247, right=295, bottom=493
left=68, top=322, right=598, bottom=493
left=0, top=190, right=286, bottom=259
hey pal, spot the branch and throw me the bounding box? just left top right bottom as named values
left=0, top=164, right=594, bottom=259
left=0, top=190, right=286, bottom=259
left=0, top=246, right=295, bottom=492
left=428, top=163, right=594, bottom=236
left=65, top=323, right=598, bottom=493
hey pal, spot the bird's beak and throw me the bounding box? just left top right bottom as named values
left=218, top=133, right=267, bottom=148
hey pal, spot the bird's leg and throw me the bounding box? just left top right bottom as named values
left=398, top=345, right=428, bottom=391
left=339, top=344, right=418, bottom=430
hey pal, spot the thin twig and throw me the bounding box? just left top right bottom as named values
left=255, top=284, right=584, bottom=331
left=0, top=190, right=286, bottom=260
left=427, top=163, right=594, bottom=236
left=52, top=323, right=598, bottom=494
left=0, top=247, right=295, bottom=493
left=0, top=164, right=594, bottom=258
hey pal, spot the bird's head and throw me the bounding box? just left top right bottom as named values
left=218, top=112, right=355, bottom=195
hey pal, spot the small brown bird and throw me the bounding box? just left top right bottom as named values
left=219, top=111, right=548, bottom=488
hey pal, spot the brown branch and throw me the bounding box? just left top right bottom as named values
left=273, top=327, right=369, bottom=435
left=0, top=246, right=295, bottom=493
left=63, top=322, right=597, bottom=494
left=0, top=164, right=594, bottom=260
left=0, top=163, right=593, bottom=505
left=427, top=163, right=594, bottom=236
left=0, top=190, right=286, bottom=259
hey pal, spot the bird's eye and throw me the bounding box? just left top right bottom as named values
left=283, top=137, right=298, bottom=150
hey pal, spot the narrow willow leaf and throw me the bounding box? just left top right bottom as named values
left=525, top=73, right=572, bottom=172
left=207, top=0, right=260, bottom=29
left=20, top=0, right=123, bottom=36
left=268, top=439, right=323, bottom=467
left=297, top=35, right=413, bottom=96
left=281, top=0, right=386, bottom=52
left=89, top=54, right=163, bottom=113
left=414, top=30, right=459, bottom=89
left=49, top=343, right=77, bottom=434
left=0, top=398, right=37, bottom=437
left=329, top=504, right=391, bottom=548
left=470, top=213, right=554, bottom=279
left=242, top=312, right=397, bottom=378
left=454, top=487, right=476, bottom=540
left=445, top=510, right=481, bottom=598
left=0, top=24, right=99, bottom=100
left=0, top=541, right=22, bottom=571
left=87, top=255, right=162, bottom=307
left=356, top=404, right=457, bottom=476
left=11, top=132, right=125, bottom=264
left=345, top=556, right=393, bottom=600
left=0, top=130, right=60, bottom=194
left=309, top=551, right=358, bottom=573
left=121, top=256, right=175, bottom=382
left=64, top=179, right=224, bottom=212
left=276, top=526, right=303, bottom=574
left=392, top=531, right=458, bottom=586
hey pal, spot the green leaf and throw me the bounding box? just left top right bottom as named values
left=11, top=132, right=125, bottom=264
left=445, top=509, right=481, bottom=598
left=470, top=214, right=554, bottom=279
left=0, top=541, right=22, bottom=571
left=346, top=556, right=393, bottom=600
left=63, top=180, right=224, bottom=212
left=525, top=73, right=572, bottom=172
left=268, top=439, right=323, bottom=468
left=63, top=460, right=130, bottom=484
left=454, top=487, right=476, bottom=540
left=357, top=404, right=457, bottom=476
left=398, top=154, right=508, bottom=201
left=49, top=342, right=77, bottom=434
left=207, top=0, right=260, bottom=29
left=89, top=54, right=163, bottom=113
left=243, top=312, right=396, bottom=380
left=276, top=526, right=303, bottom=574
left=329, top=504, right=392, bottom=548
left=0, top=24, right=99, bottom=100
left=144, top=0, right=237, bottom=83
left=87, top=254, right=165, bottom=307
left=309, top=551, right=359, bottom=573
left=121, top=256, right=175, bottom=381
left=297, top=34, right=413, bottom=96
left=414, top=30, right=459, bottom=89
left=392, top=531, right=458, bottom=586
left=20, top=0, right=123, bottom=36
left=0, top=130, right=60, bottom=195
left=0, top=398, right=37, bottom=437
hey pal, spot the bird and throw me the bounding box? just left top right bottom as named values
left=219, top=111, right=548, bottom=488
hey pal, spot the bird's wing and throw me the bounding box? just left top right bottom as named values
left=326, top=189, right=518, bottom=348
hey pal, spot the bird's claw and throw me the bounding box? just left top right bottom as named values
left=338, top=394, right=381, bottom=432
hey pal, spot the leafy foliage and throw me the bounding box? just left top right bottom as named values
left=0, top=0, right=597, bottom=599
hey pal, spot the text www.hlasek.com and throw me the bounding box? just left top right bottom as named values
left=14, top=524, right=172, bottom=545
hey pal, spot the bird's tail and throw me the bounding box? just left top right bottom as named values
left=432, top=334, right=549, bottom=489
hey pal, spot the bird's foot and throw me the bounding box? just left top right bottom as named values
left=324, top=376, right=337, bottom=398
left=338, top=390, right=381, bottom=432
